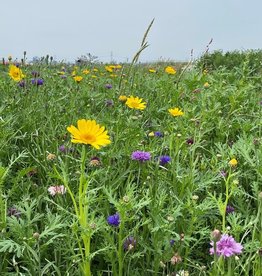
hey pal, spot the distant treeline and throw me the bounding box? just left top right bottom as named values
left=197, top=49, right=262, bottom=73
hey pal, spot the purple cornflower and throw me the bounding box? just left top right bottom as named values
left=105, top=99, right=114, bottom=107
left=131, top=151, right=151, bottom=162
left=7, top=207, right=21, bottom=219
left=18, top=80, right=25, bottom=88
left=105, top=84, right=112, bottom=89
left=31, top=71, right=40, bottom=77
left=32, top=79, right=44, bottom=86
left=123, top=236, right=136, bottom=251
left=58, top=145, right=66, bottom=153
left=159, top=155, right=171, bottom=166
left=107, top=213, right=120, bottom=227
left=154, top=131, right=163, bottom=137
left=210, top=234, right=243, bottom=257
left=226, top=205, right=235, bottom=214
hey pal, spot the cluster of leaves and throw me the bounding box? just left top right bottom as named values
left=197, top=49, right=262, bottom=74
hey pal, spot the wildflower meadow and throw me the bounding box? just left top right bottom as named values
left=0, top=48, right=261, bottom=276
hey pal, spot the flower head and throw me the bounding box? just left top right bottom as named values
left=123, top=237, right=137, bottom=251
left=149, top=68, right=156, bottom=73
left=9, top=65, right=25, bottom=81
left=165, top=66, right=176, bottom=75
left=18, top=80, right=26, bottom=88
left=154, top=131, right=164, bottom=137
left=67, top=119, right=111, bottom=149
left=105, top=83, right=112, bottom=89
left=89, top=156, right=101, bottom=167
left=159, top=155, right=171, bottom=166
left=203, top=82, right=210, bottom=88
left=32, top=79, right=44, bottom=86
left=168, top=107, right=184, bottom=117
left=125, top=96, right=146, bottom=110
left=226, top=205, right=235, bottom=214
left=7, top=206, right=21, bottom=218
left=82, top=69, right=90, bottom=74
left=229, top=158, right=238, bottom=167
left=131, top=151, right=151, bottom=162
left=210, top=234, right=243, bottom=257
left=48, top=185, right=66, bottom=196
left=119, top=95, right=127, bottom=102
left=73, top=76, right=83, bottom=82
left=107, top=213, right=120, bottom=227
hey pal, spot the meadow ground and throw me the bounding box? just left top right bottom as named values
left=0, top=57, right=261, bottom=275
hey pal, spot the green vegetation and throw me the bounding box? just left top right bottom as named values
left=0, top=51, right=261, bottom=275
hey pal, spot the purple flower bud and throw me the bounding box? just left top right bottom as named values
left=226, top=205, right=235, bottom=214
left=7, top=207, right=21, bottom=219
left=105, top=84, right=112, bottom=89
left=186, top=138, right=194, bottom=145
left=123, top=236, right=136, bottom=251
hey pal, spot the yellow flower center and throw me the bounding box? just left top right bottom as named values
left=82, top=133, right=96, bottom=143
left=132, top=103, right=139, bottom=108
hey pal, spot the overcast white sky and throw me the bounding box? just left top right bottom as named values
left=1, top=0, right=261, bottom=62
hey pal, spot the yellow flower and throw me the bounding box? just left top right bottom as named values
left=148, top=131, right=155, bottom=137
left=67, top=119, right=111, bottom=149
left=71, top=70, right=77, bottom=76
left=82, top=69, right=90, bottom=74
left=73, top=76, right=83, bottom=82
left=93, top=68, right=98, bottom=72
left=105, top=66, right=114, bottom=73
left=165, top=66, right=176, bottom=75
left=229, top=158, right=238, bottom=167
left=204, top=82, right=210, bottom=88
left=168, top=107, right=184, bottom=117
left=118, top=95, right=127, bottom=102
left=8, top=65, right=25, bottom=81
left=125, top=96, right=146, bottom=110
left=149, top=69, right=156, bottom=73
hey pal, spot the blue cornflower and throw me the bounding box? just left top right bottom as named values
left=32, top=79, right=44, bottom=86
left=159, top=155, right=171, bottom=166
left=107, top=213, right=120, bottom=227
left=154, top=131, right=164, bottom=137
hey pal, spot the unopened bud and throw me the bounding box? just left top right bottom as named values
left=211, top=229, right=221, bottom=241
left=33, top=232, right=40, bottom=240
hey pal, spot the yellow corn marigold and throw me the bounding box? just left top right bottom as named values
left=229, top=158, right=238, bottom=167
left=165, top=66, right=176, bottom=75
left=125, top=96, right=146, bottom=110
left=8, top=65, right=25, bottom=81
left=168, top=107, right=184, bottom=117
left=73, top=76, right=83, bottom=82
left=67, top=119, right=111, bottom=149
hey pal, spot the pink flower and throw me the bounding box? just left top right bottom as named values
left=48, top=185, right=66, bottom=196
left=210, top=234, right=243, bottom=257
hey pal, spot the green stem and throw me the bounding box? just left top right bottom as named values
left=118, top=211, right=124, bottom=276
left=79, top=146, right=91, bottom=276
